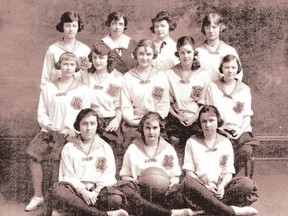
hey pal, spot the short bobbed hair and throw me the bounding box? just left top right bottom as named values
left=88, top=42, right=115, bottom=74
left=138, top=111, right=166, bottom=142
left=56, top=11, right=84, bottom=33
left=218, top=54, right=241, bottom=74
left=73, top=108, right=98, bottom=132
left=150, top=11, right=177, bottom=33
left=175, top=36, right=201, bottom=70
left=132, top=39, right=158, bottom=60
left=105, top=11, right=128, bottom=30
left=195, top=105, right=224, bottom=138
left=201, top=13, right=226, bottom=35
left=54, top=51, right=80, bottom=72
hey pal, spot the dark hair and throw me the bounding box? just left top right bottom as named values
left=150, top=11, right=177, bottom=33
left=138, top=111, right=165, bottom=141
left=195, top=105, right=224, bottom=138
left=105, top=11, right=128, bottom=30
left=54, top=51, right=80, bottom=72
left=175, top=36, right=201, bottom=71
left=132, top=39, right=158, bottom=60
left=201, top=13, right=226, bottom=35
left=73, top=108, right=98, bottom=132
left=56, top=11, right=84, bottom=33
left=218, top=54, right=241, bottom=74
left=88, top=42, right=115, bottom=73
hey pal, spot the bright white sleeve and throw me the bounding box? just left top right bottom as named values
left=37, top=87, right=52, bottom=129
left=119, top=146, right=133, bottom=178
left=155, top=75, right=170, bottom=119
left=121, top=76, right=135, bottom=123
left=182, top=139, right=196, bottom=172
left=40, top=49, right=58, bottom=90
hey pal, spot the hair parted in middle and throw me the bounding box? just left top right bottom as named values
left=201, top=12, right=226, bottom=35
left=73, top=108, right=98, bottom=132
left=56, top=11, right=84, bottom=33
left=54, top=51, right=80, bottom=72
left=132, top=39, right=158, bottom=60
left=105, top=11, right=128, bottom=30
left=137, top=111, right=166, bottom=142
left=150, top=11, right=177, bottom=33
left=88, top=42, right=115, bottom=74
left=218, top=54, right=242, bottom=74
left=175, top=36, right=201, bottom=71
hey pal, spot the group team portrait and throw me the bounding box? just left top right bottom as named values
left=0, top=0, right=287, bottom=216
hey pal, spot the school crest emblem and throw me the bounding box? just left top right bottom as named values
left=71, top=96, right=82, bottom=110
left=107, top=84, right=120, bottom=97
left=162, top=154, right=174, bottom=169
left=152, top=86, right=164, bottom=100
left=220, top=155, right=229, bottom=167
left=191, top=86, right=203, bottom=101
left=233, top=102, right=244, bottom=113
left=96, top=157, right=107, bottom=172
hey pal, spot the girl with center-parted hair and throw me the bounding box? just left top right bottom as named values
left=182, top=105, right=258, bottom=216
left=40, top=11, right=90, bottom=90
left=25, top=52, right=91, bottom=212
left=101, top=11, right=137, bottom=74
left=196, top=12, right=243, bottom=82
left=165, top=36, right=210, bottom=148
left=121, top=39, right=170, bottom=148
left=81, top=41, right=124, bottom=160
left=150, top=11, right=179, bottom=71
left=49, top=108, right=128, bottom=216
left=199, top=54, right=259, bottom=177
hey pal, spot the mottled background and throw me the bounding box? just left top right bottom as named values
left=0, top=0, right=287, bottom=204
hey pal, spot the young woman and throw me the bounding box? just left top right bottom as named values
left=182, top=105, right=258, bottom=216
left=196, top=13, right=243, bottom=82
left=150, top=11, right=179, bottom=71
left=81, top=42, right=123, bottom=159
left=102, top=11, right=137, bottom=74
left=40, top=11, right=90, bottom=89
left=121, top=39, right=170, bottom=147
left=118, top=112, right=196, bottom=216
left=49, top=108, right=128, bottom=216
left=25, top=52, right=90, bottom=211
left=165, top=36, right=209, bottom=148
left=199, top=54, right=259, bottom=176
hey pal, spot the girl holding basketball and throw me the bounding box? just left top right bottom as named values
left=118, top=111, right=197, bottom=216
left=182, top=105, right=258, bottom=216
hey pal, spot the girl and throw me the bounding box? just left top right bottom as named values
left=150, top=11, right=179, bottom=71
left=40, top=11, right=90, bottom=89
left=200, top=54, right=259, bottom=176
left=81, top=41, right=124, bottom=170
left=102, top=11, right=137, bottom=74
left=119, top=112, right=196, bottom=216
left=165, top=36, right=209, bottom=148
left=121, top=39, right=170, bottom=147
left=182, top=105, right=258, bottom=216
left=196, top=13, right=243, bottom=82
left=25, top=52, right=90, bottom=211
left=49, top=108, right=128, bottom=216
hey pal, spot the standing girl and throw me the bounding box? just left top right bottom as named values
left=102, top=11, right=137, bottom=74
left=49, top=108, right=128, bottom=216
left=182, top=105, right=258, bottom=216
left=81, top=41, right=124, bottom=167
left=196, top=13, right=243, bottom=82
left=121, top=39, right=170, bottom=147
left=40, top=11, right=90, bottom=89
left=25, top=52, right=90, bottom=211
left=165, top=36, right=209, bottom=148
left=199, top=54, right=259, bottom=176
left=150, top=11, right=179, bottom=71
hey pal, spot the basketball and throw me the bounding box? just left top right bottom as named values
left=138, top=166, right=170, bottom=189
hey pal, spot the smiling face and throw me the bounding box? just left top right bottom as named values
left=143, top=119, right=161, bottom=144
left=222, top=59, right=238, bottom=81
left=63, top=21, right=79, bottom=39
left=109, top=17, right=125, bottom=37
left=153, top=20, right=170, bottom=40
left=60, top=59, right=77, bottom=78
left=200, top=112, right=218, bottom=138
left=136, top=46, right=154, bottom=68
left=178, top=44, right=194, bottom=67
left=91, top=52, right=108, bottom=72
left=79, top=114, right=97, bottom=142
left=204, top=21, right=221, bottom=42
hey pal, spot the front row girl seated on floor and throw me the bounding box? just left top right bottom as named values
left=49, top=107, right=258, bottom=216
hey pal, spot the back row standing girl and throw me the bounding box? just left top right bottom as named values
left=40, top=11, right=90, bottom=89
left=196, top=12, right=243, bottom=81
